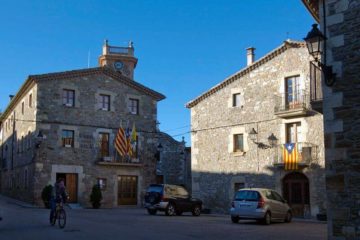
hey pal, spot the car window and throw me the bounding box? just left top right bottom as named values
left=264, top=190, right=273, bottom=200
left=176, top=186, right=189, bottom=198
left=147, top=185, right=163, bottom=193
left=166, top=185, right=178, bottom=196
left=271, top=191, right=285, bottom=203
left=234, top=190, right=259, bottom=201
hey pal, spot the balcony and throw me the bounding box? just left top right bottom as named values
left=273, top=142, right=318, bottom=168
left=310, top=62, right=323, bottom=113
left=97, top=155, right=142, bottom=167
left=274, top=90, right=310, bottom=118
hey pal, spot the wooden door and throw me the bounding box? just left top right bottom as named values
left=283, top=172, right=309, bottom=217
left=118, top=176, right=138, bottom=205
left=66, top=174, right=78, bottom=203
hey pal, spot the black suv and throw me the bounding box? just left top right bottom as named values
left=144, top=184, right=202, bottom=216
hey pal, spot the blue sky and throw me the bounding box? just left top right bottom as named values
left=0, top=0, right=314, bottom=145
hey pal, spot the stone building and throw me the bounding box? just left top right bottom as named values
left=156, top=133, right=192, bottom=191
left=187, top=40, right=326, bottom=217
left=0, top=40, right=168, bottom=207
left=302, top=0, right=360, bottom=238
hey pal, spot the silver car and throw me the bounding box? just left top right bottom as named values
left=230, top=188, right=292, bottom=225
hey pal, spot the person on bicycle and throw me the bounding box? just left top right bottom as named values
left=50, top=178, right=68, bottom=214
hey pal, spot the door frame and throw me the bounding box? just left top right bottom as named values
left=282, top=172, right=310, bottom=217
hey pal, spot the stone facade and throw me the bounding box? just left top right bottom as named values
left=303, top=0, right=360, bottom=238
left=156, top=133, right=192, bottom=191
left=187, top=40, right=326, bottom=217
left=0, top=42, right=168, bottom=208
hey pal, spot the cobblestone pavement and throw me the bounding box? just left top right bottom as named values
left=0, top=195, right=327, bottom=240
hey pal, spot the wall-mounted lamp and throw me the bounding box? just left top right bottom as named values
left=248, top=128, right=278, bottom=149
left=304, top=24, right=336, bottom=86
left=35, top=130, right=46, bottom=148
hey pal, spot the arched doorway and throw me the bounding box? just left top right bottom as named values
left=282, top=172, right=310, bottom=217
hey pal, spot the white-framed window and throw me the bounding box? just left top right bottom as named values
left=128, top=98, right=139, bottom=115
left=232, top=93, right=242, bottom=107
left=233, top=134, right=244, bottom=152
left=62, top=130, right=74, bottom=147
left=63, top=89, right=75, bottom=107
left=99, top=94, right=110, bottom=111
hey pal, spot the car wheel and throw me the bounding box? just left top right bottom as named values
left=147, top=209, right=157, bottom=215
left=165, top=203, right=176, bottom=216
left=263, top=212, right=271, bottom=225
left=284, top=211, right=292, bottom=223
left=192, top=205, right=201, bottom=216
left=176, top=210, right=183, bottom=216
left=231, top=216, right=240, bottom=223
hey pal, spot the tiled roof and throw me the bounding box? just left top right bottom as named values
left=28, top=67, right=165, bottom=101
left=186, top=40, right=306, bottom=108
left=0, top=67, right=165, bottom=121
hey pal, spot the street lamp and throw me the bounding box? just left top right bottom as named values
left=35, top=130, right=46, bottom=148
left=248, top=128, right=278, bottom=149
left=304, top=24, right=336, bottom=86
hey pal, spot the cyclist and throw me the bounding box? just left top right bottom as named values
left=50, top=178, right=68, bottom=218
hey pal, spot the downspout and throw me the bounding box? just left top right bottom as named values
left=11, top=111, right=16, bottom=170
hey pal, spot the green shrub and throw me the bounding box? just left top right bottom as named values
left=41, top=185, right=53, bottom=209
left=90, top=184, right=102, bottom=209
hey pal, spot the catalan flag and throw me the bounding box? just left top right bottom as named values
left=283, top=143, right=299, bottom=170
left=115, top=125, right=127, bottom=157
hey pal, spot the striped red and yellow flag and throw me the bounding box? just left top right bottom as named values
left=283, top=143, right=299, bottom=170
left=115, top=126, right=127, bottom=157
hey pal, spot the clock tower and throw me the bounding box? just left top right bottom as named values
left=98, top=40, right=138, bottom=80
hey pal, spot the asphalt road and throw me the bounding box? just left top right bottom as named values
left=0, top=195, right=327, bottom=240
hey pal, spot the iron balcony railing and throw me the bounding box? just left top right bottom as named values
left=274, top=90, right=310, bottom=114
left=273, top=142, right=318, bottom=166
left=97, top=142, right=140, bottom=165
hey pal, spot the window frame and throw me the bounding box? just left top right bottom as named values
left=29, top=94, right=32, bottom=108
left=232, top=93, right=241, bottom=107
left=99, top=132, right=110, bottom=157
left=62, top=89, right=75, bottom=107
left=99, top=94, right=110, bottom=111
left=128, top=98, right=139, bottom=115
left=62, top=130, right=75, bottom=147
left=233, top=134, right=244, bottom=152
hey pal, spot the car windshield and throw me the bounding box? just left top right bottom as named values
left=147, top=185, right=163, bottom=193
left=234, top=190, right=260, bottom=201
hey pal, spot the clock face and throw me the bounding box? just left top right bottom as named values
left=114, top=61, right=124, bottom=70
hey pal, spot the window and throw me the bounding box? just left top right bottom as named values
left=99, top=132, right=109, bottom=157
left=63, top=89, right=75, bottom=107
left=62, top=130, right=74, bottom=147
left=232, top=93, right=242, bottom=107
left=233, top=134, right=244, bottom=152
left=286, top=122, right=301, bottom=143
left=128, top=98, right=139, bottom=115
left=29, top=94, right=32, bottom=107
left=97, top=178, right=107, bottom=190
left=234, top=182, right=245, bottom=192
left=99, top=94, right=110, bottom=111
left=21, top=102, right=24, bottom=114
left=285, top=75, right=301, bottom=108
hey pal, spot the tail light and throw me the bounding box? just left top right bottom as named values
left=161, top=195, right=168, bottom=202
left=257, top=197, right=265, bottom=209
left=231, top=201, right=235, bottom=208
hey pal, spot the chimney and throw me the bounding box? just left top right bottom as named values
left=246, top=47, right=255, bottom=66
left=9, top=95, right=14, bottom=101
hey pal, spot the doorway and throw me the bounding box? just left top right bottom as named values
left=282, top=172, right=310, bottom=217
left=56, top=173, right=78, bottom=203
left=118, top=175, right=138, bottom=205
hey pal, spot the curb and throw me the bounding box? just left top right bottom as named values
left=0, top=194, right=40, bottom=209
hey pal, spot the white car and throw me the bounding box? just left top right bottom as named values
left=230, top=188, right=292, bottom=225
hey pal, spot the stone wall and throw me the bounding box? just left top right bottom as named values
left=190, top=43, right=326, bottom=216
left=318, top=0, right=360, bottom=238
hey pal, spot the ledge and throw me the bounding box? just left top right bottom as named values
left=96, top=161, right=143, bottom=167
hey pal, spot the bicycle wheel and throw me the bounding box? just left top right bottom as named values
left=58, top=209, right=66, bottom=229
left=49, top=210, right=56, bottom=226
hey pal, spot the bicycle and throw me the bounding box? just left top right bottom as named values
left=50, top=201, right=66, bottom=228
